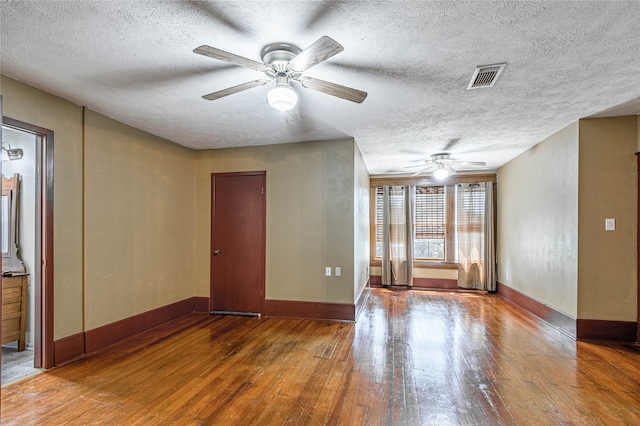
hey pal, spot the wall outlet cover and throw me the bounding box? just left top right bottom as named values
left=605, top=218, right=615, bottom=231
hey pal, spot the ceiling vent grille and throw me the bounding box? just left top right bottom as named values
left=467, top=63, right=507, bottom=89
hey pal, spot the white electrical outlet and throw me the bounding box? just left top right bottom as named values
left=335, top=267, right=342, bottom=277
left=605, top=218, right=615, bottom=231
left=325, top=267, right=332, bottom=277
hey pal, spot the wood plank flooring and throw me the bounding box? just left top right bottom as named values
left=2, top=288, right=640, bottom=425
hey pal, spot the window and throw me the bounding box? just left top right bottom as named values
left=374, top=186, right=383, bottom=258
left=414, top=186, right=445, bottom=260
left=455, top=183, right=486, bottom=253
left=374, top=185, right=447, bottom=261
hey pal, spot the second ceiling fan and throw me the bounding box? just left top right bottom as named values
left=406, top=153, right=487, bottom=180
left=193, top=36, right=368, bottom=111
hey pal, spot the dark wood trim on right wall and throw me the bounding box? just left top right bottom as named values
left=498, top=282, right=637, bottom=341
left=355, top=279, right=370, bottom=321
left=576, top=319, right=637, bottom=342
left=497, top=282, right=577, bottom=338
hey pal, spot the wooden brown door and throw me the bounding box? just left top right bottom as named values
left=210, top=172, right=265, bottom=315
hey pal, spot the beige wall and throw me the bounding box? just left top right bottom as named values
left=577, top=116, right=637, bottom=321
left=498, top=116, right=639, bottom=322
left=1, top=76, right=85, bottom=339
left=1, top=76, right=198, bottom=338
left=353, top=142, right=370, bottom=301
left=1, top=75, right=366, bottom=343
left=497, top=122, right=579, bottom=317
left=195, top=139, right=357, bottom=304
left=84, top=110, right=196, bottom=329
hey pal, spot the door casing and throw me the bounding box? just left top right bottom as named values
left=2, top=116, right=54, bottom=369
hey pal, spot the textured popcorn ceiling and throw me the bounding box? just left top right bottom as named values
left=1, top=1, right=639, bottom=175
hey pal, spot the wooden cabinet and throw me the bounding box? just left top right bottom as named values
left=2, top=274, right=27, bottom=351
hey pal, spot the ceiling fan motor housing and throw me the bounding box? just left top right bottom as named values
left=261, top=42, right=301, bottom=74
left=431, top=153, right=452, bottom=163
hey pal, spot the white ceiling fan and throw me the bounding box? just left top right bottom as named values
left=193, top=36, right=367, bottom=111
left=406, top=153, right=486, bottom=180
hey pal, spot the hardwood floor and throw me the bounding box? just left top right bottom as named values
left=2, top=288, right=639, bottom=425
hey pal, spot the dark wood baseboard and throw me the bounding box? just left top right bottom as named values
left=355, top=279, right=370, bottom=321
left=52, top=297, right=208, bottom=366
left=264, top=299, right=355, bottom=322
left=370, top=275, right=457, bottom=290
left=53, top=332, right=86, bottom=367
left=85, top=298, right=199, bottom=355
left=496, top=283, right=637, bottom=342
left=413, top=277, right=458, bottom=289
left=193, top=296, right=210, bottom=313
left=577, top=319, right=637, bottom=341
left=497, top=282, right=577, bottom=339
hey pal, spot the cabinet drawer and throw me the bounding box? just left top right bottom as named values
left=2, top=302, right=22, bottom=320
left=2, top=286, right=23, bottom=304
left=3, top=317, right=20, bottom=335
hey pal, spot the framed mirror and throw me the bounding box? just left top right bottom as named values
left=2, top=173, right=26, bottom=274
left=2, top=192, right=8, bottom=255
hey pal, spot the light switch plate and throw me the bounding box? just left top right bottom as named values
left=605, top=218, right=615, bottom=231
left=325, top=267, right=332, bottom=276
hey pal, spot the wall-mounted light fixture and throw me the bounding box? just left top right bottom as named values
left=1, top=142, right=24, bottom=162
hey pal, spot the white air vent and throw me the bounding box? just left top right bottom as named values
left=467, top=63, right=507, bottom=89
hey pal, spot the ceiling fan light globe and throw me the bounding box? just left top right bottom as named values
left=434, top=168, right=450, bottom=180
left=267, top=86, right=297, bottom=111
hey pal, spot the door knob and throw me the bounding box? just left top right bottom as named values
left=213, top=249, right=221, bottom=255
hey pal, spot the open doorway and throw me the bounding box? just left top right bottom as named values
left=2, top=126, right=39, bottom=383
left=1, top=118, right=54, bottom=384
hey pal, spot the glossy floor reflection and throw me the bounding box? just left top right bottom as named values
left=1, top=288, right=639, bottom=425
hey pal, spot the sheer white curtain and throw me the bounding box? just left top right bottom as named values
left=381, top=185, right=414, bottom=286
left=484, top=182, right=496, bottom=292
left=456, top=182, right=495, bottom=290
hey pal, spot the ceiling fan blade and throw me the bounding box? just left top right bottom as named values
left=202, top=79, right=270, bottom=101
left=288, top=36, right=344, bottom=72
left=298, top=77, right=367, bottom=103
left=194, top=45, right=270, bottom=73
left=455, top=160, right=487, bottom=166
left=411, top=166, right=435, bottom=177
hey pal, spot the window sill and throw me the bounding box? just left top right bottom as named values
left=370, top=259, right=458, bottom=270
left=414, top=260, right=458, bottom=269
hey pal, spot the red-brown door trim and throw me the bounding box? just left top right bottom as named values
left=2, top=116, right=55, bottom=369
